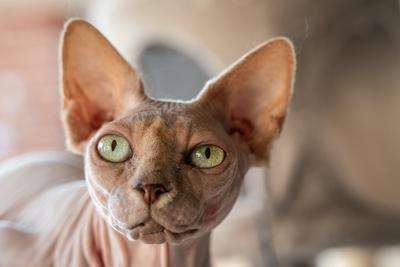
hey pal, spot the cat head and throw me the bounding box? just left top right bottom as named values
left=60, top=19, right=295, bottom=244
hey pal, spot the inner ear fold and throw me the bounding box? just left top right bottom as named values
left=61, top=19, right=147, bottom=154
left=198, top=38, right=296, bottom=163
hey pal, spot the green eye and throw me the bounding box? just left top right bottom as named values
left=189, top=145, right=225, bottom=168
left=97, top=134, right=132, bottom=163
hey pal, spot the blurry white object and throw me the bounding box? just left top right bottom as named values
left=316, top=247, right=373, bottom=267
left=87, top=0, right=273, bottom=74
left=215, top=256, right=252, bottom=267
left=374, top=247, right=400, bottom=267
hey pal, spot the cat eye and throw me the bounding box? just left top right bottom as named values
left=188, top=145, right=225, bottom=169
left=97, top=134, right=132, bottom=163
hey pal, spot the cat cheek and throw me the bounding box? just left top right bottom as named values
left=202, top=203, right=221, bottom=224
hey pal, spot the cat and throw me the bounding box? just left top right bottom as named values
left=0, top=19, right=295, bottom=267
left=84, top=1, right=400, bottom=266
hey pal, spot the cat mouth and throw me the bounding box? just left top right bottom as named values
left=125, top=220, right=199, bottom=244
left=109, top=214, right=200, bottom=244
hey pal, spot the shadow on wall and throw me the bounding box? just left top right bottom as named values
left=138, top=44, right=210, bottom=100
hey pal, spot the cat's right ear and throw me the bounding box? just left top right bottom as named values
left=60, top=19, right=147, bottom=154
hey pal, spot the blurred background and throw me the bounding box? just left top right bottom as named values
left=0, top=0, right=399, bottom=267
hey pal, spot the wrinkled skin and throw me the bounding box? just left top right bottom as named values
left=87, top=104, right=248, bottom=245
left=0, top=19, right=295, bottom=267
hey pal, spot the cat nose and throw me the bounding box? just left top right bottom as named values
left=134, top=183, right=167, bottom=204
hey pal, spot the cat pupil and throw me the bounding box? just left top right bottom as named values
left=111, top=140, right=117, bottom=151
left=205, top=147, right=211, bottom=159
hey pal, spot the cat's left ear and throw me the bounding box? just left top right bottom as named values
left=197, top=38, right=296, bottom=164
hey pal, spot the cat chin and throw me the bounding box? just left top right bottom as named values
left=110, top=218, right=200, bottom=244
left=163, top=228, right=200, bottom=244
left=126, top=231, right=166, bottom=244
left=123, top=230, right=200, bottom=245
left=121, top=229, right=200, bottom=245
left=125, top=228, right=200, bottom=245
left=141, top=233, right=166, bottom=244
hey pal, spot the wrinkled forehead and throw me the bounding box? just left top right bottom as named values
left=109, top=103, right=219, bottom=148
left=119, top=102, right=216, bottom=132
left=117, top=110, right=181, bottom=140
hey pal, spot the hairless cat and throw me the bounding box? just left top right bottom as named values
left=0, top=19, right=295, bottom=267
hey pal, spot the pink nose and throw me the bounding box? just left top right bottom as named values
left=135, top=184, right=166, bottom=204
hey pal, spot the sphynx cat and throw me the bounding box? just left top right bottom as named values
left=0, top=19, right=295, bottom=267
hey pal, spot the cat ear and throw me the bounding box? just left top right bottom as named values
left=197, top=38, right=296, bottom=164
left=60, top=19, right=147, bottom=154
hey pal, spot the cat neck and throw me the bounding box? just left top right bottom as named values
left=166, top=233, right=211, bottom=267
left=89, top=201, right=211, bottom=267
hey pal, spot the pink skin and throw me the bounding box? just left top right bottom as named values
left=202, top=203, right=222, bottom=224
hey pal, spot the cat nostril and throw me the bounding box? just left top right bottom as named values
left=134, top=183, right=167, bottom=204
left=154, top=187, right=165, bottom=197
left=136, top=187, right=145, bottom=194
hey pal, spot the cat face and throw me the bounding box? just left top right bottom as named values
left=60, top=19, right=295, bottom=244
left=86, top=104, right=247, bottom=243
